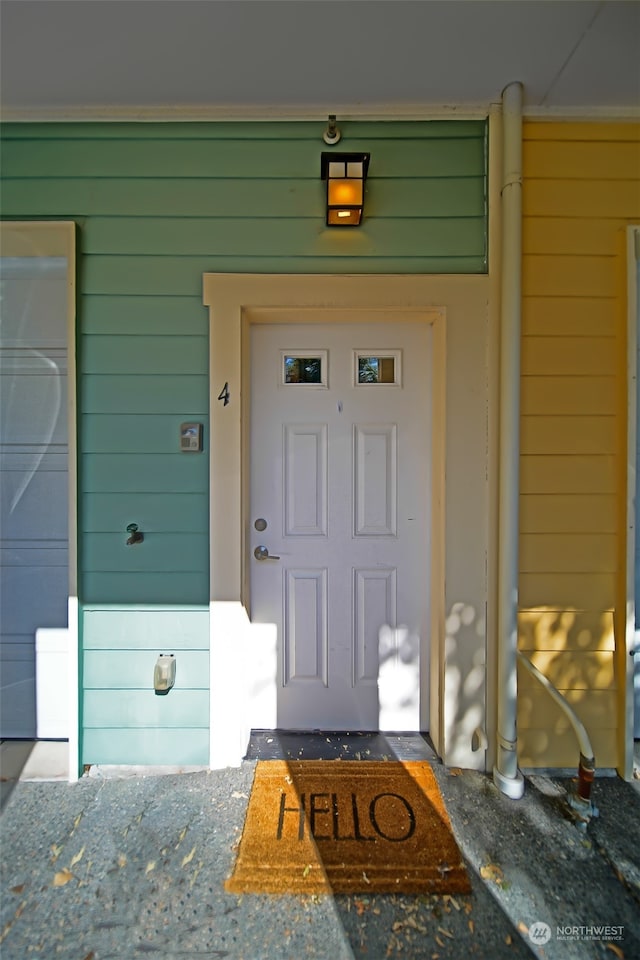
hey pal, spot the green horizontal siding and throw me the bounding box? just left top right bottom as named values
left=0, top=120, right=485, bottom=140
left=82, top=454, right=207, bottom=493
left=82, top=728, right=209, bottom=765
left=2, top=118, right=486, bottom=766
left=82, top=608, right=209, bottom=649
left=82, top=575, right=208, bottom=606
left=84, top=689, right=209, bottom=728
left=1, top=132, right=485, bottom=179
left=83, top=533, right=208, bottom=572
left=81, top=296, right=206, bottom=336
left=83, top=493, right=207, bottom=530
left=84, top=649, right=209, bottom=689
left=83, top=216, right=485, bottom=258
left=82, top=375, right=208, bottom=414
left=81, top=416, right=208, bottom=454
left=82, top=335, right=208, bottom=375
left=2, top=177, right=485, bottom=219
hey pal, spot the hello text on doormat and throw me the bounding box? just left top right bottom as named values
left=225, top=760, right=471, bottom=895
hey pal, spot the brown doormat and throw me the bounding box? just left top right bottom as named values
left=225, top=760, right=471, bottom=895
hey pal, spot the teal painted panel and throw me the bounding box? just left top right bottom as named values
left=82, top=255, right=487, bottom=295
left=1, top=120, right=485, bottom=141
left=82, top=571, right=209, bottom=604
left=83, top=493, right=208, bottom=531
left=2, top=176, right=485, bottom=219
left=83, top=216, right=486, bottom=258
left=82, top=453, right=207, bottom=493
left=2, top=135, right=485, bottom=179
left=82, top=727, right=209, bottom=765
left=84, top=649, right=209, bottom=689
left=81, top=416, right=207, bottom=454
left=83, top=533, right=208, bottom=573
left=84, top=689, right=209, bottom=727
left=82, top=374, right=208, bottom=413
left=82, top=608, right=209, bottom=650
left=82, top=296, right=207, bottom=336
left=82, top=335, right=208, bottom=374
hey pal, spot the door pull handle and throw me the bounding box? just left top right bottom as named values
left=254, top=545, right=281, bottom=561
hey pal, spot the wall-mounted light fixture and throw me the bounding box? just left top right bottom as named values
left=321, top=152, right=370, bottom=227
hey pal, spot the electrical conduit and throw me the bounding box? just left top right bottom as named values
left=517, top=652, right=596, bottom=810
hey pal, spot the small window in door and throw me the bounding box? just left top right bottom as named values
left=282, top=350, right=328, bottom=387
left=354, top=350, right=401, bottom=386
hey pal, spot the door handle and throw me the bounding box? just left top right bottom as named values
left=254, top=545, right=281, bottom=561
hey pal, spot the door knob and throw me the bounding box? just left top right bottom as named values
left=254, top=545, right=280, bottom=561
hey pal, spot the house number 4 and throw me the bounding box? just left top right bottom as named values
left=218, top=382, right=230, bottom=406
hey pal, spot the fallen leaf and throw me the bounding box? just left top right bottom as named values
left=517, top=921, right=529, bottom=935
left=468, top=919, right=474, bottom=934
left=10, top=885, right=24, bottom=895
left=189, top=861, right=203, bottom=888
left=50, top=844, right=63, bottom=862
left=437, top=927, right=454, bottom=940
left=435, top=936, right=445, bottom=947
left=181, top=846, right=196, bottom=868
left=175, top=826, right=188, bottom=848
left=231, top=791, right=248, bottom=799
left=362, top=871, right=370, bottom=884
left=505, top=935, right=512, bottom=945
left=302, top=864, right=311, bottom=878
left=117, top=854, right=127, bottom=868
left=145, top=861, right=156, bottom=875
left=82, top=953, right=95, bottom=960
left=449, top=768, right=463, bottom=776
left=53, top=868, right=74, bottom=887
left=480, top=863, right=504, bottom=885
left=70, top=846, right=85, bottom=868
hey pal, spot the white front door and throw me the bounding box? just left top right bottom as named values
left=250, top=320, right=431, bottom=731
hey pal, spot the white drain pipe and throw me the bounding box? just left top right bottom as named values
left=493, top=81, right=525, bottom=800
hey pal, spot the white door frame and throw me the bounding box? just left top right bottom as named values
left=204, top=274, right=491, bottom=771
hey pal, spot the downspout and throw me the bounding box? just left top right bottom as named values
left=493, top=81, right=525, bottom=799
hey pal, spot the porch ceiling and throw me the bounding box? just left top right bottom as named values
left=1, top=0, right=638, bottom=119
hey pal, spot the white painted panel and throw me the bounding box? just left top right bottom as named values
left=354, top=423, right=397, bottom=536
left=354, top=567, right=397, bottom=686
left=0, top=251, right=70, bottom=738
left=284, top=423, right=327, bottom=536
left=284, top=568, right=328, bottom=686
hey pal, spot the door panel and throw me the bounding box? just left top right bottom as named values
left=250, top=320, right=431, bottom=731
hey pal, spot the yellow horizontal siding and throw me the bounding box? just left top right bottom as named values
left=523, top=218, right=624, bottom=257
left=521, top=416, right=615, bottom=455
left=520, top=494, right=616, bottom=534
left=520, top=455, right=615, bottom=495
left=520, top=574, right=615, bottom=610
left=518, top=120, right=639, bottom=770
left=523, top=139, right=640, bottom=180
left=521, top=336, right=615, bottom=376
left=518, top=609, right=615, bottom=652
left=523, top=121, right=640, bottom=142
left=520, top=533, right=616, bottom=574
left=524, top=180, right=640, bottom=220
left=522, top=297, right=617, bottom=337
left=521, top=377, right=616, bottom=416
left=523, top=255, right=618, bottom=298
